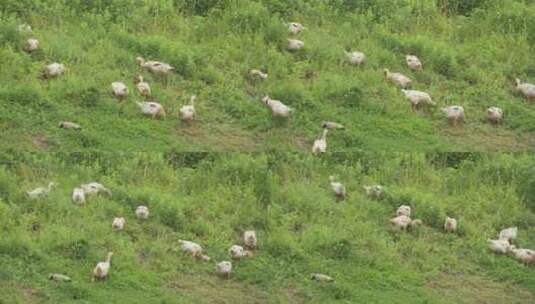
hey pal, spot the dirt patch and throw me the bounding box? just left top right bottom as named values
left=440, top=123, right=535, bottom=151
left=31, top=134, right=51, bottom=149
left=173, top=122, right=261, bottom=151
left=426, top=272, right=534, bottom=304
left=293, top=135, right=309, bottom=150
left=167, top=274, right=305, bottom=304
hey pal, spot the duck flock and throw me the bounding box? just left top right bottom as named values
left=27, top=171, right=534, bottom=284
left=15, top=22, right=535, bottom=152
left=15, top=19, right=535, bottom=284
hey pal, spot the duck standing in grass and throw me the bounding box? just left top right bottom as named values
left=498, top=227, right=517, bottom=244
left=111, top=82, right=128, bottom=101
left=363, top=185, right=383, bottom=199
left=444, top=217, right=457, bottom=233
left=311, top=273, right=334, bottom=282
left=396, top=205, right=411, bottom=217
left=322, top=121, right=344, bottom=130
left=216, top=261, right=232, bottom=277
left=136, top=57, right=174, bottom=75
left=384, top=69, right=411, bottom=88
left=401, top=89, right=435, bottom=111
left=179, top=95, right=196, bottom=122
left=515, top=78, right=535, bottom=101
left=136, top=205, right=149, bottom=219
left=287, top=39, right=304, bottom=51
left=442, top=106, right=465, bottom=126
left=26, top=182, right=56, bottom=199
left=345, top=50, right=366, bottom=66
left=72, top=187, right=85, bottom=204
left=488, top=239, right=512, bottom=254
left=43, top=62, right=65, bottom=79
left=24, top=38, right=39, bottom=53
left=92, top=252, right=113, bottom=282
left=312, top=129, right=328, bottom=154
left=249, top=69, right=268, bottom=80
left=406, top=55, right=422, bottom=70
left=261, top=96, right=292, bottom=118
left=486, top=107, right=503, bottom=124
left=58, top=121, right=81, bottom=130
left=136, top=101, right=166, bottom=119
left=329, top=175, right=346, bottom=200
left=134, top=75, right=151, bottom=98
left=288, top=22, right=305, bottom=35
left=243, top=231, right=257, bottom=250
left=112, top=217, right=125, bottom=231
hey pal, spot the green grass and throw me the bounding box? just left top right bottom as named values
left=1, top=0, right=535, bottom=152
left=0, top=152, right=534, bottom=303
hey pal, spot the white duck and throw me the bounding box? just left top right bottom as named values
left=288, top=22, right=305, bottom=35
left=406, top=55, right=422, bottom=70
left=134, top=75, right=151, bottom=97
left=311, top=273, right=334, bottom=282
left=442, top=106, right=465, bottom=126
left=401, top=89, right=435, bottom=110
left=396, top=205, right=411, bottom=217
left=329, top=175, right=346, bottom=200
left=243, top=231, right=257, bottom=249
left=26, top=182, right=56, bottom=199
left=111, top=82, right=128, bottom=101
left=444, top=217, right=457, bottom=233
left=498, top=227, right=517, bottom=244
left=363, top=185, right=383, bottom=199
left=18, top=24, right=32, bottom=33
left=515, top=78, right=535, bottom=100
left=287, top=39, right=304, bottom=51
left=135, top=205, right=149, bottom=219
left=72, top=187, right=86, bottom=204
left=92, top=252, right=113, bottom=281
left=345, top=50, right=365, bottom=66
left=178, top=240, right=203, bottom=257
left=112, top=217, right=125, bottom=231
left=510, top=248, right=535, bottom=265
left=43, top=63, right=65, bottom=79
left=136, top=101, right=166, bottom=119
left=322, top=121, right=344, bottom=129
left=249, top=69, right=268, bottom=80
left=312, top=129, right=328, bottom=154
left=24, top=38, right=39, bottom=52
left=58, top=121, right=81, bottom=130
left=488, top=239, right=512, bottom=254
left=215, top=261, right=232, bottom=277
left=136, top=57, right=174, bottom=75
left=486, top=107, right=503, bottom=124
left=384, top=69, right=411, bottom=88
left=81, top=182, right=111, bottom=196
left=261, top=96, right=292, bottom=118
left=179, top=95, right=196, bottom=122
left=390, top=215, right=413, bottom=231
left=229, top=245, right=251, bottom=259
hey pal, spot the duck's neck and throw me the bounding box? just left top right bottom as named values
left=322, top=130, right=328, bottom=140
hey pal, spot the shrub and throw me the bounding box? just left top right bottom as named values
left=158, top=203, right=185, bottom=231
left=176, top=0, right=229, bottom=16
left=517, top=165, right=535, bottom=212
left=436, top=0, right=490, bottom=16
left=417, top=204, right=444, bottom=228
left=0, top=86, right=47, bottom=107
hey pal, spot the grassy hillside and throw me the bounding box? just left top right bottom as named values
left=0, top=152, right=534, bottom=303
left=1, top=0, right=535, bottom=152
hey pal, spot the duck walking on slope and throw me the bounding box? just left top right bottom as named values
left=179, top=95, right=196, bottom=122
left=312, top=129, right=328, bottom=154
